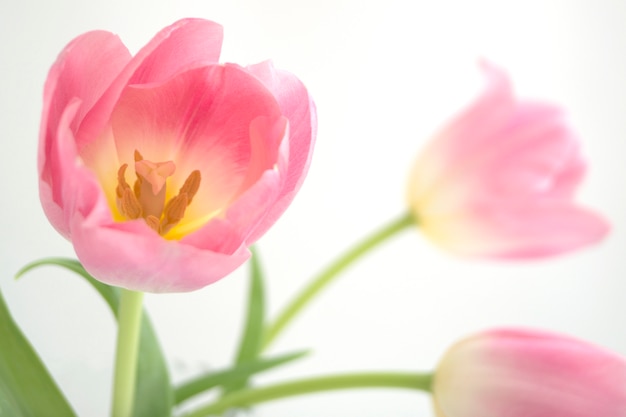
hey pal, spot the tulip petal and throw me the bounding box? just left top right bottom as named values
left=426, top=203, right=609, bottom=259
left=434, top=328, right=626, bottom=417
left=39, top=100, right=83, bottom=237
left=39, top=31, right=131, bottom=235
left=71, top=217, right=250, bottom=293
left=77, top=18, right=224, bottom=153
left=182, top=116, right=288, bottom=248
left=40, top=30, right=131, bottom=154
left=245, top=61, right=317, bottom=242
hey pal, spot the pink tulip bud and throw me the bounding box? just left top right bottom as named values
left=39, top=19, right=316, bottom=292
left=407, top=61, right=608, bottom=259
left=433, top=328, right=626, bottom=417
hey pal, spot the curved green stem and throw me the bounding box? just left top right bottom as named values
left=111, top=289, right=144, bottom=417
left=185, top=371, right=432, bottom=417
left=263, top=212, right=416, bottom=350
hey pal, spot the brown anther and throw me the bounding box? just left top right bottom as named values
left=179, top=170, right=201, bottom=204
left=116, top=164, right=131, bottom=198
left=160, top=194, right=189, bottom=235
left=133, top=176, right=143, bottom=199
left=133, top=150, right=145, bottom=198
left=145, top=215, right=161, bottom=233
left=120, top=188, right=143, bottom=219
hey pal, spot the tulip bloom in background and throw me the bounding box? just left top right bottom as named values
left=432, top=328, right=626, bottom=417
left=39, top=18, right=316, bottom=293
left=262, top=61, right=612, bottom=350
left=407, top=62, right=608, bottom=259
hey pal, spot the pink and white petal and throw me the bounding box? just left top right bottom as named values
left=39, top=99, right=84, bottom=238
left=432, top=62, right=515, bottom=166
left=466, top=130, right=583, bottom=201
left=421, top=200, right=608, bottom=260
left=246, top=61, right=316, bottom=194
left=435, top=329, right=626, bottom=417
left=180, top=116, right=288, bottom=245
left=183, top=168, right=283, bottom=249
left=433, top=202, right=609, bottom=259
left=73, top=222, right=250, bottom=293
left=409, top=64, right=516, bottom=204
left=481, top=203, right=610, bottom=259
left=245, top=61, right=316, bottom=242
left=236, top=115, right=288, bottom=194
left=40, top=31, right=131, bottom=186
left=126, top=18, right=223, bottom=85
left=477, top=106, right=581, bottom=194
left=76, top=18, right=224, bottom=152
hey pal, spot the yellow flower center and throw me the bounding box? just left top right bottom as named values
left=115, top=150, right=201, bottom=236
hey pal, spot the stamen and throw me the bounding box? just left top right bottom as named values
left=133, top=175, right=143, bottom=199
left=114, top=151, right=202, bottom=237
left=116, top=164, right=131, bottom=199
left=179, top=170, right=201, bottom=204
left=116, top=164, right=142, bottom=219
left=160, top=194, right=189, bottom=235
left=145, top=215, right=161, bottom=233
left=120, top=188, right=142, bottom=219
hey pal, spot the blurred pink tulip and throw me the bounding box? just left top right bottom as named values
left=39, top=19, right=316, bottom=292
left=433, top=328, right=626, bottom=417
left=407, top=62, right=608, bottom=259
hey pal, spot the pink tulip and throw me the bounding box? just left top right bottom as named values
left=39, top=19, right=316, bottom=292
left=433, top=328, right=626, bottom=417
left=406, top=62, right=608, bottom=259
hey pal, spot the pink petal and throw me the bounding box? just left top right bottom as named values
left=183, top=169, right=282, bottom=252
left=420, top=62, right=515, bottom=189
left=182, top=116, right=288, bottom=250
left=76, top=18, right=224, bottom=153
left=244, top=61, right=317, bottom=242
left=71, top=215, right=251, bottom=293
left=475, top=203, right=610, bottom=259
left=434, top=328, right=626, bottom=417
left=39, top=99, right=84, bottom=237
left=39, top=31, right=131, bottom=231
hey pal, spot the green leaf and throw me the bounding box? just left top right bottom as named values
left=0, top=286, right=77, bottom=416
left=231, top=247, right=266, bottom=370
left=221, top=248, right=267, bottom=395
left=16, top=258, right=173, bottom=417
left=174, top=350, right=309, bottom=405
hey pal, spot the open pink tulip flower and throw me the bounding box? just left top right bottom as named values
left=407, top=62, right=608, bottom=259
left=39, top=19, right=316, bottom=292
left=432, top=328, right=626, bottom=417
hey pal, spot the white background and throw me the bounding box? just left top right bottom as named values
left=2, top=0, right=626, bottom=416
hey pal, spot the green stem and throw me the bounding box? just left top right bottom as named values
left=263, top=212, right=416, bottom=350
left=185, top=371, right=432, bottom=417
left=111, top=289, right=144, bottom=417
